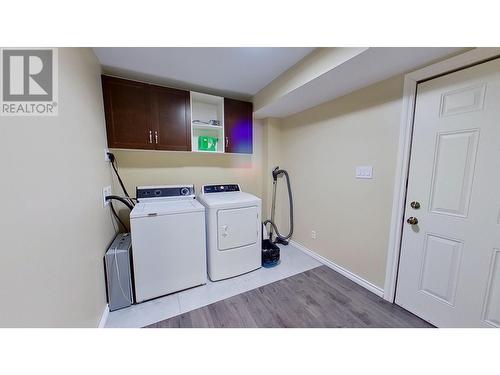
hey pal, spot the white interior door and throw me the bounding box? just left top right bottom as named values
left=396, top=58, right=500, bottom=327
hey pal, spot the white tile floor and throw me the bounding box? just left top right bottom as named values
left=105, top=244, right=321, bottom=328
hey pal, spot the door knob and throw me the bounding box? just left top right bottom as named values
left=407, top=217, right=418, bottom=225
left=410, top=201, right=421, bottom=209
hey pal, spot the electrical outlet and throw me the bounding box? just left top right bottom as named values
left=104, top=149, right=111, bottom=162
left=103, top=186, right=112, bottom=207
left=311, top=230, right=317, bottom=239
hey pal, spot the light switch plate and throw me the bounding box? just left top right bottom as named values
left=356, top=166, right=373, bottom=179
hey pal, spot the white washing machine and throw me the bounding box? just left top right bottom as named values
left=130, top=185, right=206, bottom=303
left=197, top=184, right=261, bottom=281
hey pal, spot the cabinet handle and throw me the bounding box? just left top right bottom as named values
left=155, top=131, right=159, bottom=144
left=225, top=136, right=229, bottom=148
left=149, top=130, right=153, bottom=144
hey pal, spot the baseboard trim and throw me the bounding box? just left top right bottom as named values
left=98, top=304, right=109, bottom=328
left=289, top=240, right=385, bottom=298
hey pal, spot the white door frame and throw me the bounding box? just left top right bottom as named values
left=383, top=47, right=500, bottom=303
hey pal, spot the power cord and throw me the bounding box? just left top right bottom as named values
left=105, top=152, right=135, bottom=232
left=106, top=195, right=134, bottom=210
left=107, top=152, right=135, bottom=207
left=110, top=201, right=128, bottom=232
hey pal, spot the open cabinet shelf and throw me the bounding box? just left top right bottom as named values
left=192, top=123, right=223, bottom=130
left=190, top=91, right=224, bottom=153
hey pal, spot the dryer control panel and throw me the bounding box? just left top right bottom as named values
left=203, top=184, right=240, bottom=193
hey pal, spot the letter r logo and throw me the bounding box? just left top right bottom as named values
left=2, top=49, right=53, bottom=102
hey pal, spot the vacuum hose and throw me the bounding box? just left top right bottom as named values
left=263, top=167, right=294, bottom=243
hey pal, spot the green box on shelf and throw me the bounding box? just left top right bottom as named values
left=198, top=136, right=218, bottom=151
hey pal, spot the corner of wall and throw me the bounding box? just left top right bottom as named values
left=262, top=118, right=283, bottom=219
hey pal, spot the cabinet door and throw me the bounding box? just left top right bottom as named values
left=151, top=85, right=191, bottom=151
left=224, top=98, right=253, bottom=154
left=101, top=76, right=153, bottom=149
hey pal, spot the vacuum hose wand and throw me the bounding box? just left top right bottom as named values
left=263, top=167, right=294, bottom=244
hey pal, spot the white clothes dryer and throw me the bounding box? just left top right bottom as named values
left=197, top=184, right=261, bottom=281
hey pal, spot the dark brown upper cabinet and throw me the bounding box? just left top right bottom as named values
left=151, top=85, right=191, bottom=151
left=102, top=76, right=191, bottom=151
left=102, top=75, right=252, bottom=154
left=224, top=98, right=253, bottom=154
left=102, top=75, right=153, bottom=149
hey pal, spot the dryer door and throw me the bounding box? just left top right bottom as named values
left=217, top=206, right=258, bottom=251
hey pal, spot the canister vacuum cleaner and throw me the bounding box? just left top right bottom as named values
left=262, top=166, right=294, bottom=267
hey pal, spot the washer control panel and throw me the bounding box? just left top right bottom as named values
left=203, top=184, right=240, bottom=193
left=136, top=185, right=195, bottom=200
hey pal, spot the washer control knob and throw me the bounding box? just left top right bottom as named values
left=180, top=187, right=190, bottom=196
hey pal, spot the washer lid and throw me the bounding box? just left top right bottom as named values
left=198, top=191, right=261, bottom=208
left=130, top=199, right=204, bottom=219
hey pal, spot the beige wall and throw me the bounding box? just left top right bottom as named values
left=261, top=118, right=283, bottom=220
left=274, top=75, right=404, bottom=288
left=110, top=120, right=264, bottom=224
left=0, top=48, right=116, bottom=327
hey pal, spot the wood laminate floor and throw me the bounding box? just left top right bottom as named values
left=146, top=266, right=432, bottom=328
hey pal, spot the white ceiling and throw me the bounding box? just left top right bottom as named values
left=254, top=47, right=467, bottom=118
left=94, top=47, right=315, bottom=98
